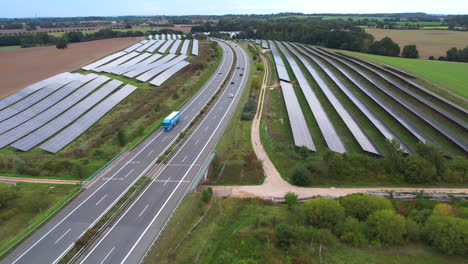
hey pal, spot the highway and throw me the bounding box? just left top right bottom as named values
left=1, top=40, right=236, bottom=264
left=78, top=40, right=249, bottom=264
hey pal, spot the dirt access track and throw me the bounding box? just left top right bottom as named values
left=0, top=37, right=142, bottom=98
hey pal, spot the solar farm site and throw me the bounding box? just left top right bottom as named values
left=0, top=34, right=199, bottom=153
left=256, top=40, right=467, bottom=157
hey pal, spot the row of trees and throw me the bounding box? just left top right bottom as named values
left=282, top=193, right=468, bottom=255
left=289, top=141, right=467, bottom=186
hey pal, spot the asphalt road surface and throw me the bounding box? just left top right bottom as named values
left=78, top=40, right=249, bottom=264
left=1, top=40, right=236, bottom=264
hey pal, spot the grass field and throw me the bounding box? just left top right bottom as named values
left=364, top=28, right=468, bottom=59
left=47, top=28, right=149, bottom=37
left=144, top=194, right=466, bottom=264
left=207, top=42, right=264, bottom=185
left=0, top=183, right=79, bottom=254
left=0, top=40, right=222, bottom=181
left=0, top=46, right=20, bottom=50
left=337, top=50, right=468, bottom=99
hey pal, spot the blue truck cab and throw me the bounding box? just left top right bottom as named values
left=162, top=111, right=180, bottom=131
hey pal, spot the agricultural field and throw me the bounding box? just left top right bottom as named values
left=0, top=45, right=19, bottom=50
left=0, top=37, right=142, bottom=97
left=0, top=39, right=222, bottom=180
left=0, top=182, right=80, bottom=253
left=364, top=28, right=468, bottom=59
left=144, top=193, right=468, bottom=264
left=338, top=50, right=468, bottom=99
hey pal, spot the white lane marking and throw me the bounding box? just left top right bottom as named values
left=54, top=229, right=71, bottom=244
left=162, top=136, right=168, bottom=142
left=212, top=115, right=217, bottom=120
left=78, top=42, right=234, bottom=264
left=204, top=127, right=209, bottom=132
left=195, top=139, right=200, bottom=145
left=95, top=194, right=108, bottom=206
left=181, top=155, right=187, bottom=163
left=121, top=42, right=248, bottom=264
left=124, top=169, right=135, bottom=178
left=163, top=176, right=172, bottom=186
left=139, top=204, right=149, bottom=217
left=146, top=150, right=154, bottom=158
left=99, top=247, right=115, bottom=264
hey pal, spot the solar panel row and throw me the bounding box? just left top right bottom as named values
left=40, top=84, right=137, bottom=153
left=136, top=40, right=157, bottom=52
left=192, top=39, right=199, bottom=56
left=0, top=72, right=74, bottom=111
left=268, top=40, right=290, bottom=82
left=146, top=40, right=165, bottom=53
left=150, top=61, right=190, bottom=86
left=0, top=73, right=82, bottom=123
left=106, top=53, right=152, bottom=75
left=273, top=41, right=345, bottom=153
left=158, top=40, right=175, bottom=54
left=12, top=80, right=124, bottom=151
left=92, top=52, right=140, bottom=72
left=136, top=55, right=187, bottom=82
left=123, top=43, right=142, bottom=53
left=280, top=81, right=316, bottom=151
left=169, top=39, right=182, bottom=54
left=306, top=45, right=430, bottom=145
left=331, top=52, right=467, bottom=130
left=124, top=54, right=176, bottom=78
left=0, top=74, right=99, bottom=135
left=81, top=51, right=127, bottom=71
left=311, top=47, right=467, bottom=152
left=180, top=39, right=190, bottom=55
left=261, top=40, right=269, bottom=49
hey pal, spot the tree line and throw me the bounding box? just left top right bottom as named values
left=431, top=46, right=468, bottom=62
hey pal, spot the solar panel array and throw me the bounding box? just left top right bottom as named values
left=12, top=80, right=123, bottom=151
left=136, top=55, right=187, bottom=82
left=150, top=61, right=190, bottom=86
left=124, top=54, right=176, bottom=78
left=274, top=41, right=345, bottom=153
left=158, top=40, right=175, bottom=53
left=280, top=81, right=316, bottom=151
left=180, top=39, right=190, bottom=55
left=268, top=40, right=291, bottom=82
left=92, top=52, right=140, bottom=72
left=169, top=39, right=182, bottom=54
left=124, top=43, right=142, bottom=53
left=40, top=84, right=137, bottom=153
left=106, top=53, right=152, bottom=75
left=289, top=43, right=409, bottom=153
left=0, top=75, right=108, bottom=149
left=146, top=40, right=165, bottom=53
left=136, top=40, right=157, bottom=52
left=306, top=46, right=429, bottom=145
left=192, top=39, right=199, bottom=56
left=0, top=72, right=74, bottom=111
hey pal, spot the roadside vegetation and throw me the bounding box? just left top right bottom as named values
left=144, top=192, right=468, bottom=263
left=207, top=41, right=264, bottom=185
left=0, top=40, right=222, bottom=181
left=0, top=182, right=80, bottom=254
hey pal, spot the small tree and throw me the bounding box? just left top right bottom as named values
left=284, top=192, right=298, bottom=208
left=303, top=198, right=345, bottom=229
left=201, top=187, right=213, bottom=203
left=366, top=209, right=407, bottom=246
left=424, top=215, right=468, bottom=255
left=339, top=193, right=394, bottom=221
left=117, top=130, right=128, bottom=147
left=429, top=56, right=435, bottom=60
left=290, top=165, right=311, bottom=186
left=56, top=37, right=68, bottom=49
left=404, top=155, right=437, bottom=184
left=402, top=45, right=419, bottom=58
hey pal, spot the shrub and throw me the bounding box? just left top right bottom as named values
left=339, top=193, right=394, bottom=221
left=424, top=215, right=468, bottom=255
left=290, top=165, right=312, bottom=186
left=275, top=223, right=297, bottom=249
left=0, top=183, right=17, bottom=209
left=201, top=187, right=213, bottom=203
left=408, top=209, right=432, bottom=224
left=406, top=218, right=420, bottom=242
left=402, top=44, right=419, bottom=58
left=366, top=209, right=407, bottom=246
left=284, top=192, right=298, bottom=208
left=429, top=55, right=435, bottom=60
left=335, top=216, right=368, bottom=247
left=303, top=198, right=345, bottom=229
left=13, top=158, right=26, bottom=174
left=404, top=155, right=437, bottom=183
left=433, top=203, right=455, bottom=217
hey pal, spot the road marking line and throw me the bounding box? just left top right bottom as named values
left=146, top=150, right=154, bottom=158
left=162, top=136, right=168, bottom=142
left=163, top=176, right=172, bottom=186
left=95, top=194, right=108, bottom=206
left=204, top=127, right=209, bottom=132
left=54, top=229, right=71, bottom=244
left=212, top=115, right=217, bottom=120
left=181, top=155, right=187, bottom=163
left=124, top=169, right=135, bottom=178
left=154, top=180, right=190, bottom=183
left=99, top=247, right=115, bottom=264
left=139, top=204, right=149, bottom=217
left=195, top=139, right=200, bottom=145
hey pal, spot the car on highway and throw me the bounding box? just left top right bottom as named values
left=229, top=93, right=234, bottom=98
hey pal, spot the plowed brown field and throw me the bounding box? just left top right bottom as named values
left=0, top=37, right=142, bottom=98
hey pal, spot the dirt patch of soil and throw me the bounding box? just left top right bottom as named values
left=0, top=37, right=142, bottom=98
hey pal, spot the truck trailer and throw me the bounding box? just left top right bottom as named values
left=162, top=111, right=180, bottom=131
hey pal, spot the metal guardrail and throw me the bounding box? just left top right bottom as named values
left=188, top=151, right=215, bottom=193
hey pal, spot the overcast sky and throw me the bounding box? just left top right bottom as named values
left=2, top=0, right=467, bottom=18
